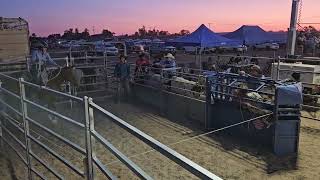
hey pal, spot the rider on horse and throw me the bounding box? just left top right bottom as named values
left=30, top=41, right=59, bottom=85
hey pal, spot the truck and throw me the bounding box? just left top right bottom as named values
left=0, top=17, right=30, bottom=62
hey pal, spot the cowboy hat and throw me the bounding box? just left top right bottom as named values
left=164, top=53, right=175, bottom=59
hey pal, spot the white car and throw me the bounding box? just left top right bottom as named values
left=105, top=44, right=119, bottom=56
left=217, top=45, right=247, bottom=52
left=183, top=46, right=200, bottom=54
left=95, top=43, right=119, bottom=56
left=254, top=43, right=279, bottom=50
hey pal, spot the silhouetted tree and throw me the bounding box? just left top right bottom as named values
left=179, top=29, right=190, bottom=35
left=102, top=29, right=115, bottom=37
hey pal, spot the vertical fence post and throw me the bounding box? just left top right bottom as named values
left=0, top=107, right=3, bottom=154
left=19, top=78, right=33, bottom=180
left=84, top=96, right=94, bottom=180
left=276, top=56, right=281, bottom=81
left=104, top=52, right=109, bottom=88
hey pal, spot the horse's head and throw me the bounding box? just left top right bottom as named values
left=60, top=66, right=83, bottom=87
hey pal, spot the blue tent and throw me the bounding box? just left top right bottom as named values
left=224, top=25, right=287, bottom=45
left=168, top=24, right=240, bottom=47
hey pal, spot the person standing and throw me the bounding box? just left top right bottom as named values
left=114, top=55, right=131, bottom=102
left=135, top=53, right=150, bottom=74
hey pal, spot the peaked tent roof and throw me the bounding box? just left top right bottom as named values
left=224, top=25, right=286, bottom=45
left=169, top=24, right=240, bottom=47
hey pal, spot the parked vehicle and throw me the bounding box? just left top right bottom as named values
left=253, top=43, right=279, bottom=50
left=163, top=46, right=176, bottom=55
left=131, top=44, right=145, bottom=54
left=183, top=46, right=200, bottom=54
left=217, top=45, right=247, bottom=52
left=94, top=42, right=119, bottom=56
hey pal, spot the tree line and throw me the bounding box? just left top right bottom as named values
left=42, top=26, right=190, bottom=40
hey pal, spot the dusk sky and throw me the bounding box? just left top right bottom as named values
left=1, top=0, right=320, bottom=36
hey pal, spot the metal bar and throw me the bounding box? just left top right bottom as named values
left=30, top=151, right=64, bottom=180
left=19, top=78, right=33, bottom=180
left=76, top=89, right=109, bottom=95
left=82, top=74, right=105, bottom=78
left=84, top=96, right=94, bottom=180
left=302, top=104, right=320, bottom=110
left=301, top=115, right=320, bottom=122
left=21, top=80, right=83, bottom=102
left=24, top=99, right=85, bottom=128
left=279, top=68, right=320, bottom=75
left=1, top=125, right=26, bottom=149
left=29, top=135, right=85, bottom=177
left=131, top=82, right=206, bottom=103
left=2, top=137, right=28, bottom=165
left=26, top=117, right=86, bottom=155
left=0, top=86, right=20, bottom=99
left=92, top=156, right=117, bottom=180
left=0, top=113, right=3, bottom=152
left=1, top=114, right=24, bottom=133
left=76, top=65, right=106, bottom=69
left=0, top=72, right=19, bottom=81
left=80, top=82, right=108, bottom=87
left=31, top=167, right=47, bottom=180
left=92, top=130, right=153, bottom=180
left=212, top=81, right=274, bottom=96
left=90, top=102, right=221, bottom=180
left=0, top=98, right=22, bottom=116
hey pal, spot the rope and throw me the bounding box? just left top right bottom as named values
left=105, top=113, right=273, bottom=166
left=47, top=67, right=62, bottom=84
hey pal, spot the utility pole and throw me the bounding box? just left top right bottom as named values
left=287, top=0, right=300, bottom=56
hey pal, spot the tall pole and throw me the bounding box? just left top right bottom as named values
left=287, top=0, right=300, bottom=56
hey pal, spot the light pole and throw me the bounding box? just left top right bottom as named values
left=287, top=0, right=300, bottom=56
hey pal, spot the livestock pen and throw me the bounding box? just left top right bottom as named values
left=0, top=52, right=319, bottom=179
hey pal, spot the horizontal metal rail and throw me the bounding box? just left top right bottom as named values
left=80, top=82, right=108, bottom=87
left=24, top=99, right=85, bottom=128
left=26, top=116, right=86, bottom=155
left=0, top=98, right=22, bottom=116
left=76, top=88, right=109, bottom=94
left=92, top=153, right=118, bottom=180
left=1, top=114, right=24, bottom=133
left=1, top=125, right=26, bottom=149
left=92, top=130, right=153, bottom=180
left=209, top=54, right=276, bottom=60
left=21, top=80, right=83, bottom=102
left=75, top=65, right=106, bottom=69
left=0, top=86, right=20, bottom=99
left=31, top=167, right=47, bottom=180
left=1, top=137, right=27, bottom=165
left=0, top=72, right=19, bottom=81
left=90, top=102, right=222, bottom=180
left=279, top=68, right=320, bottom=75
left=29, top=151, right=64, bottom=180
left=29, top=135, right=85, bottom=177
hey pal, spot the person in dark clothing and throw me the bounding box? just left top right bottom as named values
left=291, top=72, right=301, bottom=82
left=234, top=54, right=242, bottom=64
left=114, top=55, right=131, bottom=101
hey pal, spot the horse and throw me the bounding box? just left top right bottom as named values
left=0, top=66, right=83, bottom=124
